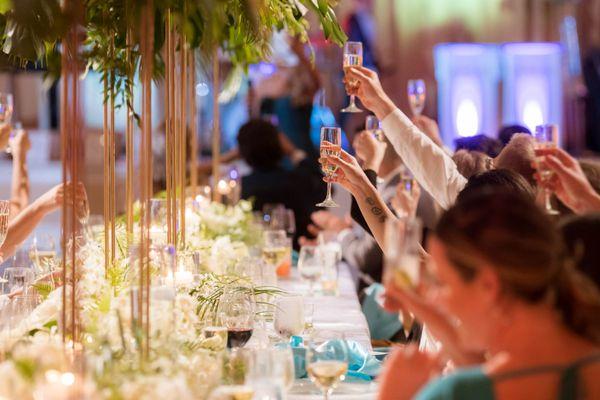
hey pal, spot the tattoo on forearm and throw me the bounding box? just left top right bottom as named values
left=366, top=197, right=386, bottom=223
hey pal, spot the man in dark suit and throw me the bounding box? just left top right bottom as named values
left=238, top=119, right=325, bottom=246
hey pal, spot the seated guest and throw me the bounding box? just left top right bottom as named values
left=498, top=124, right=531, bottom=147
left=378, top=191, right=600, bottom=400
left=454, top=134, right=503, bottom=158
left=451, top=150, right=491, bottom=179
left=559, top=214, right=600, bottom=287
left=237, top=119, right=324, bottom=244
left=343, top=67, right=538, bottom=210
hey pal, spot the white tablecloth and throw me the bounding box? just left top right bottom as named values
left=277, top=263, right=378, bottom=400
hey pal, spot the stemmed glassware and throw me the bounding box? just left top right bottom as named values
left=297, top=245, right=323, bottom=296
left=217, top=285, right=256, bottom=348
left=270, top=207, right=296, bottom=238
left=407, top=79, right=426, bottom=117
left=384, top=217, right=423, bottom=290
left=306, top=336, right=349, bottom=400
left=0, top=200, right=10, bottom=249
left=262, top=229, right=292, bottom=278
left=365, top=115, right=383, bottom=141
left=29, top=234, right=57, bottom=278
left=0, top=93, right=14, bottom=153
left=316, top=127, right=342, bottom=208
left=341, top=41, right=363, bottom=113
left=533, top=124, right=560, bottom=215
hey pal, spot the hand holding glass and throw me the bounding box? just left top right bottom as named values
left=317, top=127, right=341, bottom=208
left=341, top=42, right=363, bottom=113
left=534, top=124, right=560, bottom=215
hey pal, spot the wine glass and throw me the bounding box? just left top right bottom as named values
left=533, top=124, right=560, bottom=215
left=273, top=293, right=305, bottom=339
left=149, top=198, right=168, bottom=244
left=297, top=245, right=323, bottom=296
left=407, top=79, right=426, bottom=117
left=316, top=127, right=342, bottom=208
left=270, top=207, right=296, bottom=239
left=365, top=115, right=383, bottom=141
left=0, top=93, right=13, bottom=153
left=262, top=230, right=292, bottom=278
left=306, top=337, right=349, bottom=400
left=217, top=286, right=256, bottom=348
left=384, top=217, right=423, bottom=289
left=341, top=41, right=363, bottom=113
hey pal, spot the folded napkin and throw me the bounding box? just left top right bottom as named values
left=361, top=283, right=402, bottom=341
left=288, top=337, right=381, bottom=381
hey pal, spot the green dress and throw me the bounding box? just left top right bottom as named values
left=415, top=353, right=600, bottom=400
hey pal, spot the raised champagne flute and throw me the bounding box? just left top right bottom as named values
left=0, top=93, right=14, bottom=153
left=365, top=115, right=383, bottom=141
left=407, top=79, right=426, bottom=117
left=316, top=127, right=341, bottom=208
left=533, top=124, right=560, bottom=215
left=306, top=336, right=349, bottom=400
left=341, top=41, right=363, bottom=113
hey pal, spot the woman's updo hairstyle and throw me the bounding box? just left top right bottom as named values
left=436, top=190, right=600, bottom=343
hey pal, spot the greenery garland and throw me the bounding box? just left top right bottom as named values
left=0, top=0, right=346, bottom=108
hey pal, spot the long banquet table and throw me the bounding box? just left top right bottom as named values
left=277, top=263, right=379, bottom=400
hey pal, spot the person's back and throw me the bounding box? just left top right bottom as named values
left=238, top=119, right=324, bottom=242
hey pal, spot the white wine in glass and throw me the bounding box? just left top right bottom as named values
left=407, top=79, right=426, bottom=117
left=341, top=41, right=363, bottom=113
left=534, top=124, right=560, bottom=215
left=0, top=200, right=10, bottom=248
left=317, top=127, right=342, bottom=208
left=306, top=338, right=349, bottom=400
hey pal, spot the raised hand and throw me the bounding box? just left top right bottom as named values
left=344, top=66, right=396, bottom=119
left=534, top=148, right=600, bottom=214
left=353, top=130, right=386, bottom=172
left=391, top=181, right=421, bottom=219
left=319, top=148, right=372, bottom=196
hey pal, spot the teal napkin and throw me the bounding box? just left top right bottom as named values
left=288, top=336, right=381, bottom=381
left=361, top=283, right=402, bottom=340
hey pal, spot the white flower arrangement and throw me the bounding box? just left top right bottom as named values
left=0, top=199, right=270, bottom=399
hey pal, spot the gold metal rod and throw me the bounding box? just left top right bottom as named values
left=103, top=74, right=109, bottom=274
left=60, top=24, right=68, bottom=344
left=165, top=10, right=172, bottom=245
left=109, top=36, right=116, bottom=265
left=189, top=50, right=198, bottom=196
left=125, top=28, right=134, bottom=241
left=179, top=27, right=187, bottom=246
left=212, top=49, right=220, bottom=202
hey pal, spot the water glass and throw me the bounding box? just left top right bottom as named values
left=3, top=267, right=35, bottom=296
left=297, top=245, right=324, bottom=296
left=319, top=247, right=339, bottom=296
left=274, top=293, right=305, bottom=339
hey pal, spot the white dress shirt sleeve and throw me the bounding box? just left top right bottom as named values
left=381, top=109, right=467, bottom=210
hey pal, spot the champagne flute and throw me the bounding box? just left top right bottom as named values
left=0, top=93, right=14, bottom=153
left=306, top=337, right=349, bottom=400
left=533, top=124, right=560, bottom=215
left=365, top=115, right=383, bottom=141
left=0, top=200, right=9, bottom=248
left=316, top=127, right=341, bottom=208
left=297, top=245, right=323, bottom=296
left=341, top=42, right=363, bottom=113
left=407, top=79, right=426, bottom=117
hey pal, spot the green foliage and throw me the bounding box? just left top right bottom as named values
left=32, top=281, right=53, bottom=301
left=0, top=0, right=346, bottom=105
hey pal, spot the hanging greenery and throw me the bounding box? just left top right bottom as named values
left=0, top=0, right=346, bottom=105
